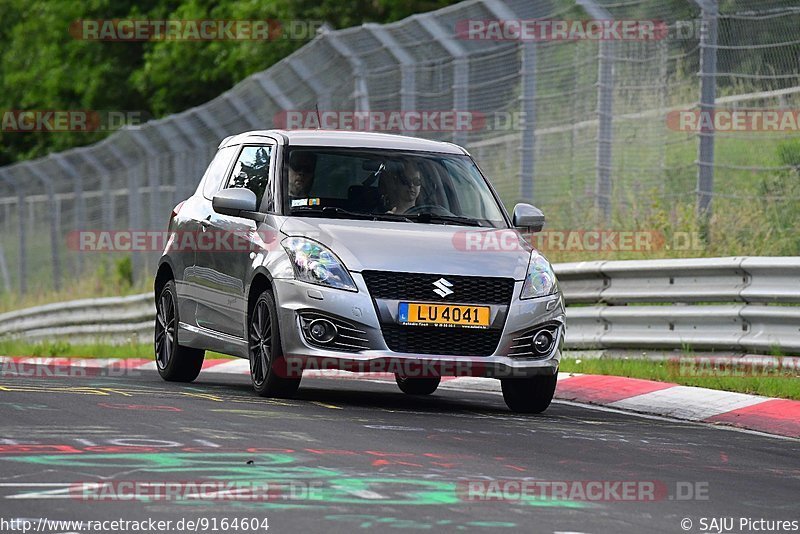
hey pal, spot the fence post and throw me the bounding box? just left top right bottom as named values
left=0, top=170, right=23, bottom=293
left=696, top=0, right=718, bottom=219
left=366, top=24, right=416, bottom=135
left=518, top=41, right=537, bottom=202
left=417, top=13, right=469, bottom=147
left=81, top=152, right=115, bottom=231
left=481, top=0, right=536, bottom=203
left=105, top=143, right=143, bottom=285
left=54, top=154, right=85, bottom=278
left=287, top=55, right=333, bottom=111
left=577, top=0, right=615, bottom=222
left=322, top=32, right=370, bottom=112
left=25, top=166, right=62, bottom=292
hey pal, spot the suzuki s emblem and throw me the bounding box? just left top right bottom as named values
left=432, top=278, right=454, bottom=297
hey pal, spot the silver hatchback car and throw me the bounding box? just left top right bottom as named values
left=154, top=130, right=564, bottom=413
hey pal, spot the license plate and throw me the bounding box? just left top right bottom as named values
left=398, top=302, right=490, bottom=328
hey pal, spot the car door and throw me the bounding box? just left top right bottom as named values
left=194, top=143, right=277, bottom=338
left=177, top=145, right=237, bottom=326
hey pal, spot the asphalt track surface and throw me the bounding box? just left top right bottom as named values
left=0, top=367, right=797, bottom=534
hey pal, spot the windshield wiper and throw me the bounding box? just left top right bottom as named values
left=292, top=206, right=412, bottom=223
left=406, top=213, right=484, bottom=227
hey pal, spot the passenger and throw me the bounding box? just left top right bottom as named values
left=379, top=162, right=422, bottom=214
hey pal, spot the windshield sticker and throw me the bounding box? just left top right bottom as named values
left=291, top=198, right=320, bottom=207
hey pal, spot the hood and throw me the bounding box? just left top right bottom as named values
left=280, top=217, right=533, bottom=280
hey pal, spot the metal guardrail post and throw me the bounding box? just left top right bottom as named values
left=577, top=0, right=615, bottom=222
left=154, top=121, right=194, bottom=205
left=480, top=0, right=537, bottom=202
left=80, top=152, right=115, bottom=231
left=252, top=71, right=297, bottom=112
left=105, top=142, right=143, bottom=283
left=53, top=154, right=86, bottom=278
left=222, top=92, right=262, bottom=130
left=127, top=128, right=163, bottom=231
left=365, top=24, right=416, bottom=135
left=0, top=168, right=17, bottom=293
left=286, top=56, right=333, bottom=111
left=0, top=170, right=21, bottom=293
left=21, top=165, right=62, bottom=292
left=695, top=0, right=719, bottom=220
left=416, top=13, right=470, bottom=147
left=171, top=114, right=217, bottom=201
left=322, top=32, right=370, bottom=112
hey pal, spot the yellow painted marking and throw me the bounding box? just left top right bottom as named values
left=98, top=388, right=133, bottom=397
left=180, top=392, right=223, bottom=402
left=311, top=401, right=342, bottom=410
left=0, top=385, right=111, bottom=396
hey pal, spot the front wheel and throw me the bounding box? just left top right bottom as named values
left=501, top=374, right=557, bottom=413
left=249, top=289, right=301, bottom=398
left=155, top=280, right=204, bottom=382
left=395, top=374, right=441, bottom=395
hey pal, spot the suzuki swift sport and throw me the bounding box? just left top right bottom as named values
left=154, top=129, right=564, bottom=413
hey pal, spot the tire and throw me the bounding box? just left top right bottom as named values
left=248, top=289, right=301, bottom=398
left=501, top=373, right=558, bottom=413
left=155, top=280, right=205, bottom=382
left=395, top=374, right=441, bottom=395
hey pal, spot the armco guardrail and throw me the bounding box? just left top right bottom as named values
left=0, top=294, right=154, bottom=345
left=1, top=257, right=798, bottom=354
left=559, top=257, right=800, bottom=354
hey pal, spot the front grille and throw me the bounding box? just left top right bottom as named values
left=381, top=325, right=501, bottom=356
left=362, top=271, right=514, bottom=305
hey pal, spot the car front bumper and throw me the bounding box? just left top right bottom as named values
left=272, top=274, right=564, bottom=379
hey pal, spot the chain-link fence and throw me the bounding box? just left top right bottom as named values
left=1, top=0, right=799, bottom=295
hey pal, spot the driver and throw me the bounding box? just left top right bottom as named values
left=379, top=161, right=421, bottom=214
left=288, top=151, right=317, bottom=199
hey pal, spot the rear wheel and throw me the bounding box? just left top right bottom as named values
left=155, top=280, right=204, bottom=382
left=249, top=289, right=301, bottom=398
left=395, top=374, right=441, bottom=395
left=501, top=374, right=557, bottom=413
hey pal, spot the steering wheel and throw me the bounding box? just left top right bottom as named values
left=405, top=204, right=455, bottom=216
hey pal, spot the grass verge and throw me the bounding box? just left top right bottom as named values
left=559, top=358, right=800, bottom=400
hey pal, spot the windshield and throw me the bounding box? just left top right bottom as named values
left=283, top=147, right=508, bottom=228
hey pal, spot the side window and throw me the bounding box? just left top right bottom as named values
left=227, top=145, right=273, bottom=209
left=201, top=146, right=236, bottom=200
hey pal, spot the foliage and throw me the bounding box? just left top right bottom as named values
left=0, top=0, right=460, bottom=165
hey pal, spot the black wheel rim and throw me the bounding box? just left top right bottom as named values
left=249, top=298, right=272, bottom=387
left=155, top=288, right=175, bottom=370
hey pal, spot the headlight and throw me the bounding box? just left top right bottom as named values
left=281, top=237, right=357, bottom=292
left=520, top=251, right=558, bottom=299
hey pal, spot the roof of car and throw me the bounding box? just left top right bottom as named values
left=219, top=129, right=468, bottom=155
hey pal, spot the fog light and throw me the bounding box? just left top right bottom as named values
left=532, top=330, right=554, bottom=355
left=308, top=319, right=337, bottom=343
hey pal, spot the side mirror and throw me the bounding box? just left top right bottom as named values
left=212, top=188, right=257, bottom=217
left=512, top=203, right=545, bottom=232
